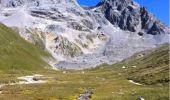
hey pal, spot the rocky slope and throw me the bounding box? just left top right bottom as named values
left=0, top=0, right=169, bottom=69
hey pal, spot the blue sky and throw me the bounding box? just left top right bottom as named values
left=77, top=0, right=169, bottom=26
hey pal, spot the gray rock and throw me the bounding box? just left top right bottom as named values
left=77, top=90, right=93, bottom=100
left=136, top=97, right=145, bottom=100
left=96, top=0, right=169, bottom=35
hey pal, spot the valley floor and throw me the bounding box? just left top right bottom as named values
left=0, top=68, right=168, bottom=100
left=0, top=44, right=169, bottom=100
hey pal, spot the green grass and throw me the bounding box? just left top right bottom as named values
left=117, top=44, right=169, bottom=85
left=0, top=69, right=168, bottom=100
left=0, top=23, right=51, bottom=71
left=0, top=24, right=169, bottom=100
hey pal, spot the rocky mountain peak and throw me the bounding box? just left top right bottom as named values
left=97, top=0, right=134, bottom=10
left=99, top=0, right=132, bottom=4
left=96, top=0, right=169, bottom=35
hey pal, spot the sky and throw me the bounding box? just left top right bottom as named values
left=77, top=0, right=169, bottom=26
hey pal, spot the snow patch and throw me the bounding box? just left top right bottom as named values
left=128, top=80, right=142, bottom=85
left=17, top=74, right=46, bottom=84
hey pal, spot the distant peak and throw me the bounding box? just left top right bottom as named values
left=96, top=0, right=133, bottom=9
left=100, top=0, right=132, bottom=4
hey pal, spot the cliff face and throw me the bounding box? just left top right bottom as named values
left=95, top=0, right=169, bottom=35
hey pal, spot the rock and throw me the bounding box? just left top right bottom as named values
left=147, top=22, right=164, bottom=35
left=33, top=77, right=39, bottom=81
left=140, top=7, right=150, bottom=29
left=82, top=71, right=85, bottom=74
left=138, top=32, right=144, bottom=36
left=67, top=22, right=86, bottom=31
left=98, top=33, right=107, bottom=41
left=97, top=0, right=169, bottom=35
left=77, top=90, right=93, bottom=100
left=122, top=66, right=126, bottom=69
left=137, top=97, right=145, bottom=100
left=81, top=19, right=94, bottom=30
left=63, top=71, right=66, bottom=74
left=132, top=66, right=137, bottom=68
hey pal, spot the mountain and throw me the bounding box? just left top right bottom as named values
left=0, top=23, right=51, bottom=71
left=0, top=0, right=169, bottom=69
left=95, top=0, right=169, bottom=35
